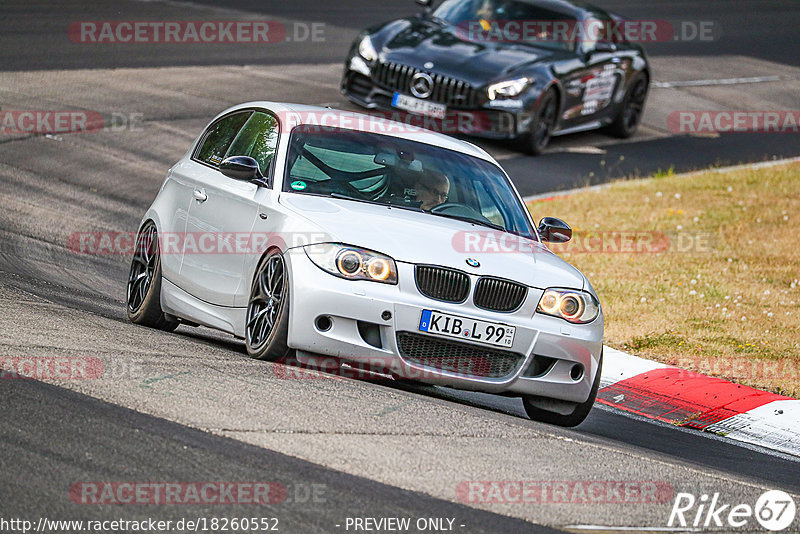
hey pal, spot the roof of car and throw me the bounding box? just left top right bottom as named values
left=215, top=101, right=497, bottom=164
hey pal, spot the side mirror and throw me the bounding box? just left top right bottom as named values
left=593, top=40, right=617, bottom=53
left=416, top=0, right=433, bottom=7
left=219, top=156, right=267, bottom=185
left=538, top=217, right=572, bottom=243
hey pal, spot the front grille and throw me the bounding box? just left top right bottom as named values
left=396, top=332, right=524, bottom=378
left=373, top=61, right=482, bottom=107
left=415, top=265, right=470, bottom=303
left=474, top=277, right=528, bottom=312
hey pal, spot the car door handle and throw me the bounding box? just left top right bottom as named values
left=193, top=188, right=207, bottom=203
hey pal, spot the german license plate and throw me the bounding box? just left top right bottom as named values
left=392, top=93, right=446, bottom=119
left=418, top=310, right=515, bottom=348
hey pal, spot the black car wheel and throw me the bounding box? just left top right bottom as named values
left=127, top=221, right=180, bottom=331
left=522, top=349, right=603, bottom=427
left=606, top=73, right=648, bottom=138
left=246, top=251, right=291, bottom=361
left=519, top=88, right=558, bottom=156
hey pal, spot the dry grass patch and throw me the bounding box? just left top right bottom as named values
left=528, top=162, right=800, bottom=397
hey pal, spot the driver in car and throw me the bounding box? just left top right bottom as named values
left=412, top=171, right=451, bottom=210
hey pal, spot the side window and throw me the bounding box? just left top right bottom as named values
left=195, top=111, right=252, bottom=167
left=226, top=112, right=280, bottom=174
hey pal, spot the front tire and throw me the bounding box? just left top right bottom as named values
left=127, top=221, right=179, bottom=331
left=245, top=251, right=291, bottom=361
left=519, top=88, right=558, bottom=156
left=522, top=349, right=603, bottom=427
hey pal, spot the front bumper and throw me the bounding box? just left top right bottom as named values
left=342, top=69, right=526, bottom=140
left=284, top=248, right=603, bottom=403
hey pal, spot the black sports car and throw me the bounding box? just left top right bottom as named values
left=341, top=0, right=650, bottom=154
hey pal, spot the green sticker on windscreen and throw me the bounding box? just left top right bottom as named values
left=290, top=180, right=307, bottom=191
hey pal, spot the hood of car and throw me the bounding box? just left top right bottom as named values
left=378, top=18, right=557, bottom=86
left=279, top=194, right=585, bottom=291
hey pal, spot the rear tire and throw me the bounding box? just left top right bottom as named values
left=522, top=349, right=603, bottom=427
left=605, top=73, right=648, bottom=139
left=518, top=88, right=558, bottom=156
left=127, top=221, right=180, bottom=331
left=245, top=251, right=291, bottom=361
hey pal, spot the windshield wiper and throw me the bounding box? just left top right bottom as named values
left=329, top=193, right=424, bottom=212
left=430, top=212, right=505, bottom=232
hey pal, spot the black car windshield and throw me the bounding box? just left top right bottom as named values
left=284, top=125, right=535, bottom=238
left=434, top=0, right=578, bottom=52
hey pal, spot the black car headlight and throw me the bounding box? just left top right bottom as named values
left=536, top=288, right=600, bottom=324
left=487, top=76, right=533, bottom=100
left=305, top=243, right=397, bottom=284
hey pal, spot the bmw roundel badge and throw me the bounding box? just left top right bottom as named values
left=466, top=258, right=480, bottom=268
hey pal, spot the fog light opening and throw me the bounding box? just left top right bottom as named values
left=570, top=364, right=584, bottom=381
left=315, top=315, right=332, bottom=332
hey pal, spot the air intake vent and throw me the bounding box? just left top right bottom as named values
left=474, top=277, right=528, bottom=312
left=415, top=265, right=470, bottom=303
left=396, top=332, right=524, bottom=379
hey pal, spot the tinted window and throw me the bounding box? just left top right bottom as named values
left=435, top=0, right=578, bottom=52
left=284, top=126, right=534, bottom=238
left=195, top=111, right=252, bottom=167
left=226, top=112, right=280, bottom=173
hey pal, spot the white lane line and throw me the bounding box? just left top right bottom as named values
left=551, top=146, right=607, bottom=155
left=566, top=526, right=703, bottom=532
left=652, top=75, right=783, bottom=88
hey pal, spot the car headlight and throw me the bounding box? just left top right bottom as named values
left=305, top=243, right=397, bottom=284
left=358, top=35, right=378, bottom=63
left=487, top=76, right=533, bottom=100
left=536, top=288, right=599, bottom=324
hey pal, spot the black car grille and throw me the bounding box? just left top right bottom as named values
left=415, top=265, right=470, bottom=303
left=373, top=61, right=482, bottom=107
left=396, top=332, right=524, bottom=378
left=474, top=277, right=528, bottom=312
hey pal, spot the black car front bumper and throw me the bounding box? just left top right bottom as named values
left=342, top=68, right=522, bottom=141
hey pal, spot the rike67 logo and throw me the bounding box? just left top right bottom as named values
left=669, top=490, right=796, bottom=531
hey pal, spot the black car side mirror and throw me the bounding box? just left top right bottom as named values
left=593, top=40, right=617, bottom=53
left=220, top=156, right=268, bottom=186
left=538, top=217, right=572, bottom=243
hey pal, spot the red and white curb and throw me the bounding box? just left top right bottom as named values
left=598, top=347, right=800, bottom=457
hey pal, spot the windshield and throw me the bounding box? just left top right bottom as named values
left=283, top=125, right=535, bottom=238
left=434, top=0, right=578, bottom=52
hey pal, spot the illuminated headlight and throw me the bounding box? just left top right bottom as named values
left=358, top=35, right=378, bottom=62
left=487, top=76, right=533, bottom=100
left=537, top=288, right=599, bottom=324
left=305, top=243, right=397, bottom=284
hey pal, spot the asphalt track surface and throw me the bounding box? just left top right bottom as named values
left=0, top=0, right=799, bottom=532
